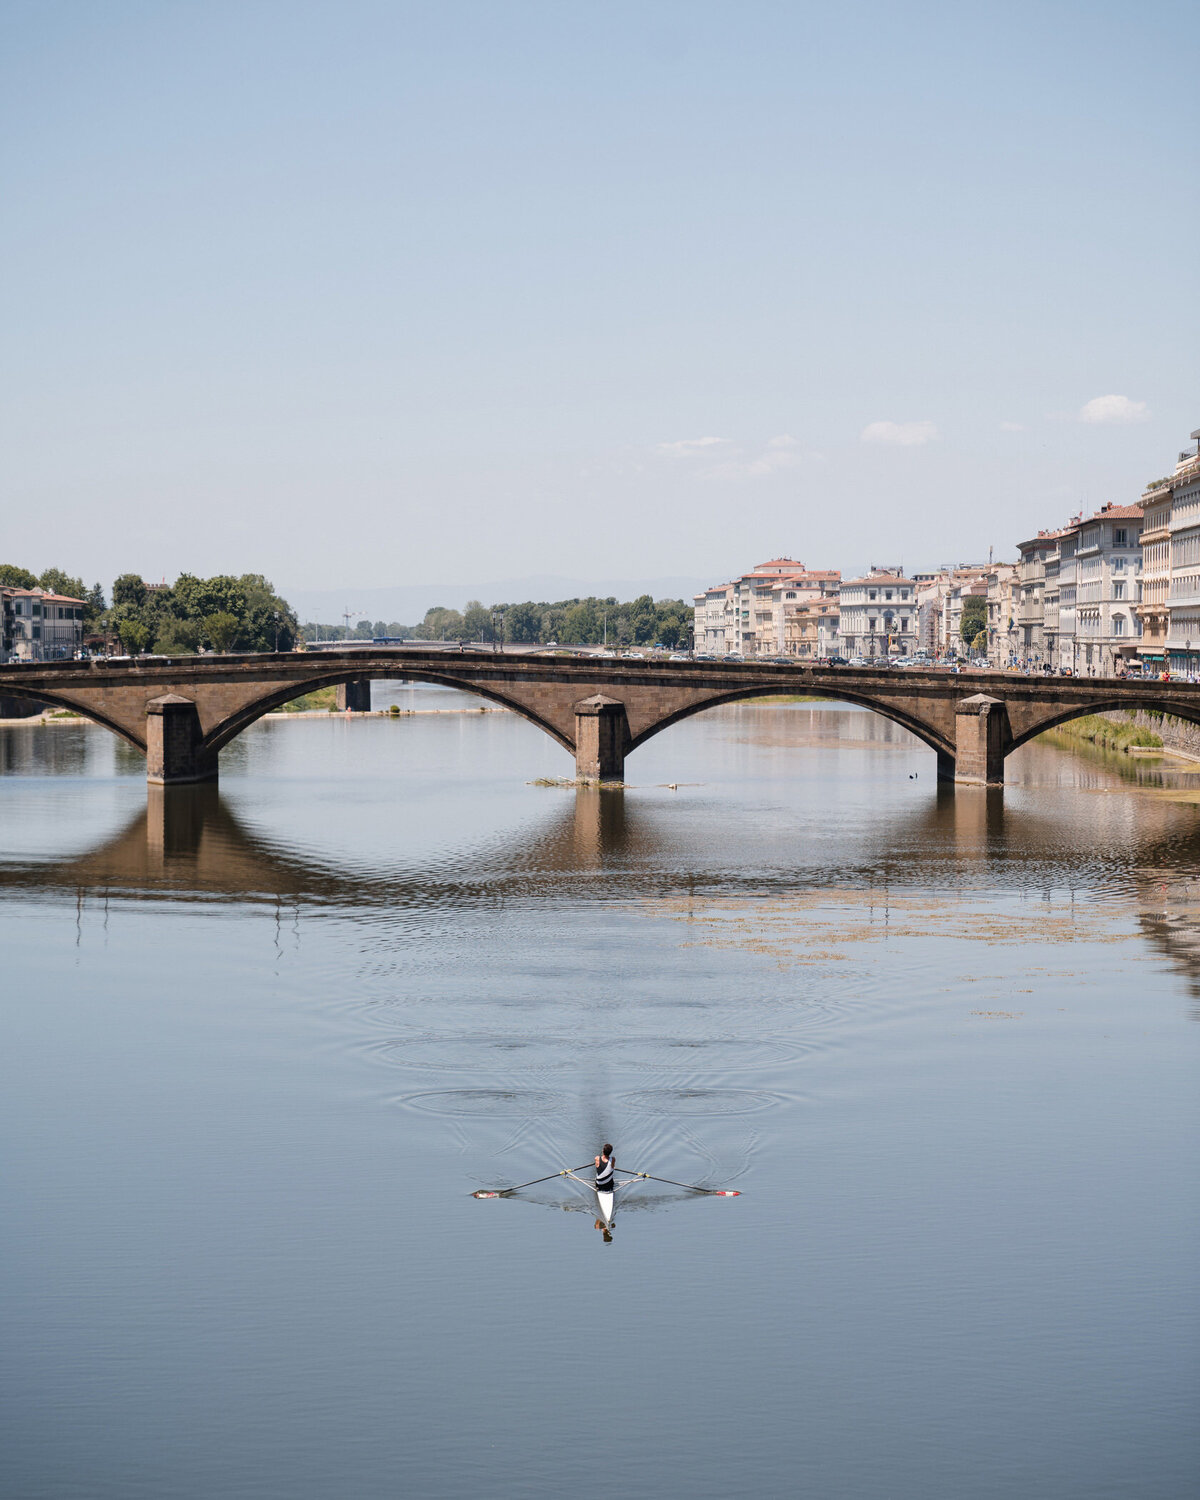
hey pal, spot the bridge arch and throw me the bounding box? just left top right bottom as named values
left=1008, top=697, right=1200, bottom=753
left=201, top=667, right=576, bottom=756
left=626, top=684, right=956, bottom=760
left=0, top=685, right=147, bottom=749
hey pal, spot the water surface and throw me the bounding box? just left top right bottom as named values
left=2, top=697, right=1197, bottom=1498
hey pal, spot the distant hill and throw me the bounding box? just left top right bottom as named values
left=286, top=574, right=715, bottom=625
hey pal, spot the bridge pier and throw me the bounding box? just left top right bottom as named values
left=574, top=694, right=629, bottom=782
left=337, top=678, right=372, bottom=712
left=146, top=694, right=217, bottom=785
left=954, top=694, right=1009, bottom=786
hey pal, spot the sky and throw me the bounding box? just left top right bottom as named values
left=2, top=0, right=1197, bottom=599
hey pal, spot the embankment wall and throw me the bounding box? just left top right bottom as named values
left=1102, top=709, right=1200, bottom=759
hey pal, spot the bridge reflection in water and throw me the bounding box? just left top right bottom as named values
left=4, top=771, right=1200, bottom=1007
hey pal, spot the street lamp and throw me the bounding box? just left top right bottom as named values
left=492, top=608, right=505, bottom=654
left=273, top=610, right=280, bottom=652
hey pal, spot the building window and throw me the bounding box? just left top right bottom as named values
left=1113, top=528, right=1127, bottom=547
left=1112, top=582, right=1124, bottom=600
left=1112, top=615, right=1125, bottom=636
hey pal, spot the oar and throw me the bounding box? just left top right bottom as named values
left=620, top=1169, right=740, bottom=1197
left=472, top=1164, right=594, bottom=1198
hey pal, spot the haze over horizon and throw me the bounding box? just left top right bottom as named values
left=2, top=1, right=1196, bottom=592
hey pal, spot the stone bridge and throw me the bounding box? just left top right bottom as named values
left=3, top=647, right=1200, bottom=786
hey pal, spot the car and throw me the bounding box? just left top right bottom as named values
left=668, top=652, right=690, bottom=661
left=723, top=652, right=745, bottom=662
left=823, top=654, right=849, bottom=666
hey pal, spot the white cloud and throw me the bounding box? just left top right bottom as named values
left=1079, top=394, right=1149, bottom=425
left=656, top=436, right=730, bottom=458
left=999, top=421, right=1024, bottom=432
left=745, top=434, right=802, bottom=476
left=860, top=420, right=938, bottom=447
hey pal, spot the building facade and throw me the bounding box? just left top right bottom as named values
left=692, top=560, right=840, bottom=657
left=837, top=571, right=917, bottom=659
left=1, top=588, right=86, bottom=662
left=1136, top=481, right=1172, bottom=665
left=1165, top=438, right=1200, bottom=671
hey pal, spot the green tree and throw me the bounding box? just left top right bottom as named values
left=85, top=583, right=107, bottom=626
left=38, top=567, right=87, bottom=600
left=153, top=618, right=200, bottom=655
left=960, top=596, right=987, bottom=646
left=420, top=606, right=465, bottom=640
left=0, top=564, right=38, bottom=588
left=112, top=573, right=148, bottom=609
left=462, top=600, right=494, bottom=641
left=504, top=602, right=542, bottom=643
left=562, top=600, right=600, bottom=643
left=203, top=612, right=240, bottom=652
left=118, top=617, right=150, bottom=654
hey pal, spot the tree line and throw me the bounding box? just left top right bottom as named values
left=302, top=595, right=694, bottom=649
left=0, top=564, right=297, bottom=655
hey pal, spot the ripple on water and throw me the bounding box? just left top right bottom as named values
left=396, top=1088, right=566, bottom=1117
left=363, top=1033, right=811, bottom=1073
left=618, top=1087, right=786, bottom=1116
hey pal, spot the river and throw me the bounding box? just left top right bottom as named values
left=1, top=692, right=1197, bottom=1499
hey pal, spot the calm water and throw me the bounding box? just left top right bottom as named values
left=2, top=693, right=1197, bottom=1499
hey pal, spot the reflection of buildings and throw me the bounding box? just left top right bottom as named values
left=4, top=736, right=1200, bottom=1010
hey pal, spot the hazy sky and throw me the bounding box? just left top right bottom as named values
left=2, top=0, right=1197, bottom=594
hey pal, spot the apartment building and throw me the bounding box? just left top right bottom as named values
left=838, top=570, right=917, bottom=659
left=985, top=564, right=1017, bottom=666
left=1, top=587, right=86, bottom=662
left=1137, top=481, right=1171, bottom=663
left=1014, top=532, right=1056, bottom=662
left=1162, top=431, right=1200, bottom=670
left=692, top=559, right=840, bottom=657
left=784, top=599, right=841, bottom=659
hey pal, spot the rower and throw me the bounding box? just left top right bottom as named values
left=595, top=1144, right=615, bottom=1191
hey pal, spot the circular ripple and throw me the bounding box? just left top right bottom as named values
left=618, top=1087, right=784, bottom=1116
left=396, top=1088, right=565, bottom=1117
left=364, top=1034, right=807, bottom=1073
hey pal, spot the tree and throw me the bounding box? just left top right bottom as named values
left=562, top=601, right=599, bottom=643
left=117, top=617, right=150, bottom=654
left=85, top=583, right=106, bottom=626
left=505, top=602, right=543, bottom=643
left=203, top=612, right=240, bottom=652
left=153, top=618, right=200, bottom=655
left=960, top=596, right=987, bottom=646
left=0, top=564, right=37, bottom=588
left=462, top=600, right=493, bottom=641
left=112, top=573, right=148, bottom=609
left=38, top=567, right=86, bottom=601
left=420, top=606, right=464, bottom=640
